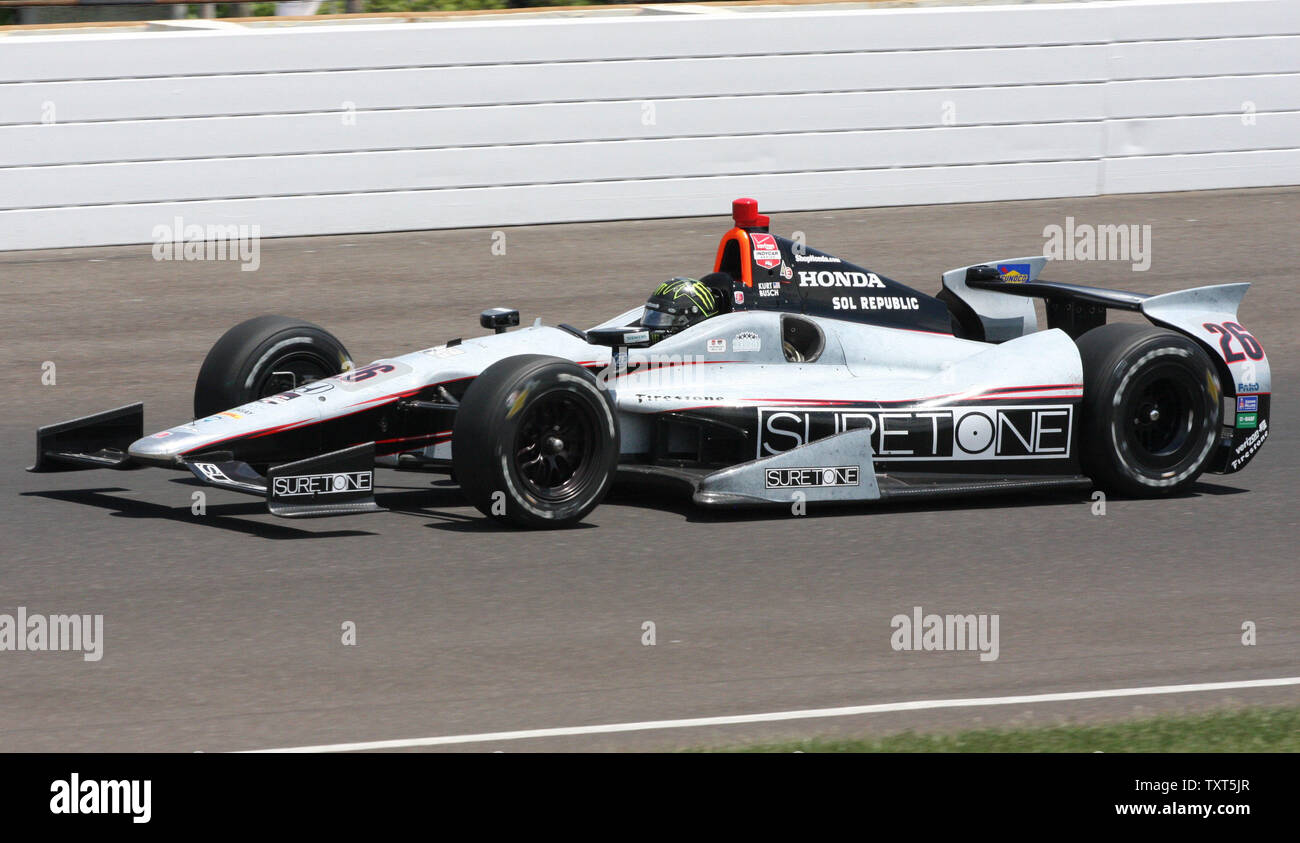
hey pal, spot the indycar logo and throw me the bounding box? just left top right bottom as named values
left=797, top=271, right=886, bottom=288
left=765, top=466, right=860, bottom=489
left=272, top=471, right=373, bottom=497
left=750, top=233, right=782, bottom=269
left=758, top=406, right=1073, bottom=461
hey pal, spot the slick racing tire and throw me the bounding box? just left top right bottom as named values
left=1077, top=323, right=1221, bottom=497
left=453, top=355, right=619, bottom=529
left=194, top=315, right=353, bottom=418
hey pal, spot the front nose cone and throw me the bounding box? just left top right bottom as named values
left=128, top=429, right=194, bottom=466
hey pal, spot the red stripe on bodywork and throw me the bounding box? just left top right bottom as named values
left=181, top=380, right=465, bottom=454
left=646, top=383, right=1085, bottom=413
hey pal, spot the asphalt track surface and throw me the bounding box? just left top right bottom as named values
left=2, top=187, right=1297, bottom=752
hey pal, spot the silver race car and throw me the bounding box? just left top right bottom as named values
left=31, top=199, right=1272, bottom=528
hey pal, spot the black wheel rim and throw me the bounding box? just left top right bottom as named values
left=254, top=351, right=336, bottom=398
left=1121, top=364, right=1202, bottom=468
left=512, top=389, right=599, bottom=503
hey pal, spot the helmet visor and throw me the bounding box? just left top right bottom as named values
left=641, top=306, right=683, bottom=329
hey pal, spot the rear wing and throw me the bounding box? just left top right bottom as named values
left=945, top=263, right=1270, bottom=474
left=943, top=256, right=1151, bottom=341
left=939, top=257, right=1047, bottom=342
left=1139, top=284, right=1271, bottom=474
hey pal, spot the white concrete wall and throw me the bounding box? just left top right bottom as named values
left=1, top=0, right=1298, bottom=250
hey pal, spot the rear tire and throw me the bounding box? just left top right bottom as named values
left=194, top=315, right=352, bottom=418
left=453, top=355, right=619, bottom=529
left=1077, top=323, right=1221, bottom=496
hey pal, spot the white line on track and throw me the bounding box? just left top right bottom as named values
left=247, top=676, right=1300, bottom=753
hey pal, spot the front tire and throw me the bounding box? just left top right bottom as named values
left=194, top=316, right=352, bottom=418
left=453, top=355, right=619, bottom=529
left=1077, top=323, right=1221, bottom=496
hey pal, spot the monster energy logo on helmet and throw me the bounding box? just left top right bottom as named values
left=641, top=277, right=720, bottom=334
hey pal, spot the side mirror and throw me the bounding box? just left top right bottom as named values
left=586, top=326, right=649, bottom=380
left=586, top=326, right=651, bottom=348
left=480, top=307, right=520, bottom=333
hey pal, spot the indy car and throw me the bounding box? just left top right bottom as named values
left=31, top=198, right=1271, bottom=528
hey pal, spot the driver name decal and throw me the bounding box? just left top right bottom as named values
left=757, top=406, right=1074, bottom=461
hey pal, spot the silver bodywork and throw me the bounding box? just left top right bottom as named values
left=130, top=311, right=1082, bottom=451
left=1140, top=282, right=1272, bottom=397
left=112, top=259, right=1267, bottom=510
left=126, top=301, right=1088, bottom=506
left=940, top=255, right=1045, bottom=342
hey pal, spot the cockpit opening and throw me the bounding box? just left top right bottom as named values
left=781, top=315, right=824, bottom=362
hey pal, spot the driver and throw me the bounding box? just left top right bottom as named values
left=640, top=276, right=727, bottom=341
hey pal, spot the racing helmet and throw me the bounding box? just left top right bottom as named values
left=641, top=277, right=720, bottom=336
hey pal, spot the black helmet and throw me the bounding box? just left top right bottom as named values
left=641, top=277, right=720, bottom=336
